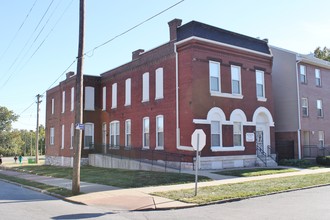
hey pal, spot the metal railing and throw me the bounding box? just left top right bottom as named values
left=91, top=143, right=195, bottom=173
left=267, top=145, right=277, bottom=162
left=256, top=146, right=268, bottom=166
left=303, top=145, right=330, bottom=158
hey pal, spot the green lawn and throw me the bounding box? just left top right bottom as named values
left=153, top=172, right=330, bottom=204
left=11, top=165, right=211, bottom=188
left=214, top=168, right=298, bottom=177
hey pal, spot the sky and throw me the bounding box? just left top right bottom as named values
left=0, top=0, right=329, bottom=131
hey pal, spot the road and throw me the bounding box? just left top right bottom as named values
left=1, top=179, right=330, bottom=219
left=0, top=180, right=112, bottom=220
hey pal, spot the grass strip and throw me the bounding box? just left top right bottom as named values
left=0, top=173, right=74, bottom=197
left=214, top=168, right=297, bottom=177
left=11, top=165, right=211, bottom=188
left=153, top=172, right=330, bottom=204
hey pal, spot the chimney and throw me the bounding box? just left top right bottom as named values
left=66, top=71, right=75, bottom=79
left=168, top=18, right=182, bottom=41
left=132, top=49, right=145, bottom=60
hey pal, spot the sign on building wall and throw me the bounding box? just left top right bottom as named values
left=246, top=133, right=255, bottom=142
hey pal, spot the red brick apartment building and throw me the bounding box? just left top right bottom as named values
left=45, top=19, right=275, bottom=169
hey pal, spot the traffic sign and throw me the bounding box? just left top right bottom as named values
left=191, top=129, right=206, bottom=151
left=75, top=123, right=85, bottom=130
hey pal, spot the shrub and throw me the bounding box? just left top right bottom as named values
left=278, top=159, right=313, bottom=168
left=316, top=156, right=330, bottom=166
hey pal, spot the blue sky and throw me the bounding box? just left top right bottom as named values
left=1, top=0, right=329, bottom=131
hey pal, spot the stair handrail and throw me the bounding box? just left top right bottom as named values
left=256, top=146, right=267, bottom=167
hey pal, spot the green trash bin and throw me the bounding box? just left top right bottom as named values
left=28, top=158, right=35, bottom=164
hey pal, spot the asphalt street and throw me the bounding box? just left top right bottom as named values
left=1, top=179, right=330, bottom=219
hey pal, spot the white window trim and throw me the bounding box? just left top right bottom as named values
left=50, top=127, right=54, bottom=145
left=302, top=97, right=309, bottom=117
left=51, top=98, right=55, bottom=114
left=62, top=91, right=65, bottom=113
left=143, top=117, right=150, bottom=149
left=102, top=86, right=106, bottom=111
left=85, top=86, right=95, bottom=111
left=102, top=122, right=107, bottom=146
left=210, top=91, right=244, bottom=99
left=125, top=119, right=131, bottom=147
left=84, top=122, right=94, bottom=149
left=61, top=124, right=65, bottom=149
left=110, top=121, right=120, bottom=147
left=112, top=83, right=117, bottom=109
left=256, top=70, right=266, bottom=101
left=125, top=78, right=131, bottom=106
left=142, top=72, right=149, bottom=102
left=300, top=65, right=307, bottom=83
left=209, top=61, right=221, bottom=93
left=155, top=68, right=164, bottom=100
left=70, top=123, right=74, bottom=149
left=231, top=65, right=242, bottom=95
left=317, top=99, right=323, bottom=117
left=233, top=121, right=243, bottom=147
left=156, top=115, right=164, bottom=150
left=71, top=87, right=74, bottom=111
left=315, top=69, right=321, bottom=86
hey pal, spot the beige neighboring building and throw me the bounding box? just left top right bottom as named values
left=271, top=46, right=330, bottom=160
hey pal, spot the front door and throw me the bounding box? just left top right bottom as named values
left=256, top=130, right=264, bottom=152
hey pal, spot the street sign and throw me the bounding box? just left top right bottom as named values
left=191, top=129, right=206, bottom=151
left=75, top=123, right=85, bottom=130
left=191, top=129, right=206, bottom=196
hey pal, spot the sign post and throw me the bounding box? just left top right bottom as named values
left=191, top=129, right=206, bottom=196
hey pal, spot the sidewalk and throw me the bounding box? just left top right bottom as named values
left=1, top=166, right=330, bottom=212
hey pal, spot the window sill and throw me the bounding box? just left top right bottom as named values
left=142, top=99, right=149, bottom=103
left=210, top=92, right=243, bottom=99
left=155, top=97, right=164, bottom=100
left=142, top=146, right=150, bottom=150
left=155, top=147, right=164, bottom=150
left=211, top=146, right=245, bottom=152
left=257, top=97, right=267, bottom=102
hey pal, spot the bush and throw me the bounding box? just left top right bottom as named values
left=316, top=156, right=330, bottom=166
left=278, top=159, right=313, bottom=168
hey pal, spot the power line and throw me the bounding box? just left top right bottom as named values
left=84, top=0, right=185, bottom=57
left=0, top=0, right=38, bottom=65
left=16, top=0, right=184, bottom=122
left=0, top=0, right=74, bottom=91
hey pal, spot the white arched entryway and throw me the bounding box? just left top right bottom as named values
left=253, top=107, right=274, bottom=154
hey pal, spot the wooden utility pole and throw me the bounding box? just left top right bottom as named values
left=35, top=94, right=42, bottom=163
left=72, top=0, right=85, bottom=195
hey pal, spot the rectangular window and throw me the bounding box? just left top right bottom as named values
left=61, top=125, right=65, bottom=149
left=300, top=65, right=306, bottom=84
left=85, top=86, right=95, bottom=110
left=110, top=121, right=120, bottom=147
left=317, top=99, right=323, bottom=117
left=142, top=72, right=149, bottom=102
left=256, top=70, right=265, bottom=98
left=156, top=115, right=164, bottom=149
left=84, top=123, right=94, bottom=148
left=70, top=123, right=74, bottom=149
left=319, top=131, right=324, bottom=147
left=155, top=68, right=164, bottom=100
left=211, top=121, right=221, bottom=147
left=71, top=87, right=74, bottom=111
left=125, top=119, right=131, bottom=148
left=233, top=122, right=242, bottom=146
left=102, top=86, right=106, bottom=111
left=112, top=83, right=117, bottom=109
left=315, top=69, right=321, bottom=87
left=62, top=91, right=65, bottom=113
left=231, top=65, right=241, bottom=95
left=209, top=61, right=220, bottom=92
left=51, top=98, right=55, bottom=114
left=301, top=98, right=309, bottom=117
left=102, top=123, right=107, bottom=146
left=125, top=78, right=131, bottom=106
left=143, top=117, right=150, bottom=148
left=50, top=127, right=54, bottom=145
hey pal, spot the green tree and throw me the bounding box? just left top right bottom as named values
left=314, top=46, right=330, bottom=61
left=0, top=106, right=19, bottom=156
